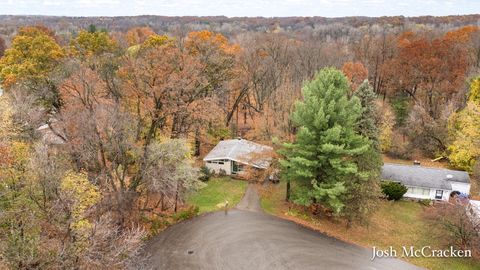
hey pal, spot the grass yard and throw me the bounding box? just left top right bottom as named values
left=259, top=182, right=480, bottom=270
left=187, top=177, right=248, bottom=214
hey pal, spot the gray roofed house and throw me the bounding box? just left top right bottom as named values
left=203, top=138, right=273, bottom=175
left=37, top=122, right=66, bottom=145
left=381, top=163, right=471, bottom=201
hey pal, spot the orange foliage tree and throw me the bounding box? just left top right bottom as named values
left=185, top=30, right=239, bottom=94
left=126, top=26, right=156, bottom=46
left=384, top=30, right=469, bottom=118
left=342, top=61, right=368, bottom=90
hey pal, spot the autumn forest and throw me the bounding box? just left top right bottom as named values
left=0, top=15, right=480, bottom=269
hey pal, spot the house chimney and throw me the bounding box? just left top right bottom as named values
left=413, top=160, right=421, bottom=166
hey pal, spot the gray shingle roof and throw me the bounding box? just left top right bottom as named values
left=203, top=139, right=273, bottom=169
left=381, top=163, right=470, bottom=190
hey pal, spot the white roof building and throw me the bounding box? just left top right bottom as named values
left=203, top=139, right=273, bottom=175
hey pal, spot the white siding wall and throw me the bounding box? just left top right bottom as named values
left=429, top=188, right=451, bottom=201
left=404, top=186, right=450, bottom=201
left=404, top=186, right=431, bottom=200
left=450, top=182, right=470, bottom=195
left=205, top=160, right=232, bottom=175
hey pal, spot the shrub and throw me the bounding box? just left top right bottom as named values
left=419, top=199, right=432, bottom=206
left=199, top=166, right=214, bottom=182
left=148, top=217, right=171, bottom=236
left=218, top=169, right=226, bottom=176
left=172, top=205, right=199, bottom=221
left=381, top=181, right=407, bottom=201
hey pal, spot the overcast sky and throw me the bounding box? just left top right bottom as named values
left=0, top=0, right=479, bottom=17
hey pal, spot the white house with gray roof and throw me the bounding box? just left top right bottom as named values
left=203, top=138, right=272, bottom=175
left=381, top=163, right=470, bottom=201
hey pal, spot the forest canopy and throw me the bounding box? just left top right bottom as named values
left=0, top=15, right=479, bottom=268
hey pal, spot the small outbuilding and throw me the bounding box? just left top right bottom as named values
left=203, top=138, right=273, bottom=175
left=37, top=121, right=66, bottom=145
left=381, top=163, right=470, bottom=201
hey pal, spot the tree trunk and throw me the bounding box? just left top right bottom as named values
left=161, top=193, right=165, bottom=211
left=286, top=180, right=291, bottom=202
left=226, top=87, right=248, bottom=126
left=194, top=128, right=201, bottom=157
left=174, top=181, right=180, bottom=213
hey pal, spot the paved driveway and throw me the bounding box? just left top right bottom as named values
left=145, top=185, right=420, bottom=270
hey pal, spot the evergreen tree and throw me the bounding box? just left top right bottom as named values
left=279, top=68, right=369, bottom=213
left=354, top=80, right=380, bottom=149
left=343, top=80, right=382, bottom=225
left=88, top=24, right=97, bottom=33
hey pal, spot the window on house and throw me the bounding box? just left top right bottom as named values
left=210, top=159, right=227, bottom=164
left=237, top=164, right=244, bottom=172
left=435, top=190, right=443, bottom=199
left=407, top=187, right=430, bottom=196
left=232, top=161, right=243, bottom=174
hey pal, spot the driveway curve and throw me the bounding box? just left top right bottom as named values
left=235, top=183, right=263, bottom=212
left=145, top=185, right=420, bottom=270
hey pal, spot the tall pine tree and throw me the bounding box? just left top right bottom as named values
left=353, top=80, right=380, bottom=149
left=280, top=68, right=369, bottom=213
left=342, top=80, right=382, bottom=225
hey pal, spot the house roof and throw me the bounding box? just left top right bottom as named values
left=381, top=163, right=470, bottom=190
left=203, top=139, right=273, bottom=169
left=37, top=122, right=65, bottom=145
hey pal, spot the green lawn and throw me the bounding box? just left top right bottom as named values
left=187, top=177, right=248, bottom=214
left=259, top=182, right=480, bottom=270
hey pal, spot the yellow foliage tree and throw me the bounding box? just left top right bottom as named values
left=377, top=101, right=395, bottom=152
left=0, top=26, right=64, bottom=88
left=60, top=171, right=101, bottom=247
left=141, top=34, right=174, bottom=49
left=126, top=34, right=173, bottom=57
left=448, top=78, right=480, bottom=171
left=0, top=95, right=14, bottom=140
left=469, top=77, right=480, bottom=103
left=70, top=30, right=118, bottom=58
